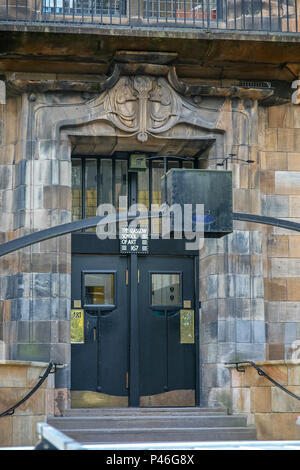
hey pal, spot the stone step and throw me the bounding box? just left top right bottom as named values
left=62, top=407, right=228, bottom=417
left=48, top=414, right=247, bottom=430
left=51, top=426, right=257, bottom=444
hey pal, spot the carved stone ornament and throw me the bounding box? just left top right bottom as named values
left=34, top=74, right=223, bottom=142
left=102, top=75, right=180, bottom=142
left=100, top=75, right=218, bottom=142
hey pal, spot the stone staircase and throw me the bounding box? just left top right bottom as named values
left=47, top=407, right=257, bottom=445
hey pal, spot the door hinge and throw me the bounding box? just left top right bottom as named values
left=125, top=269, right=128, bottom=286
left=126, top=372, right=129, bottom=389
left=138, top=269, right=140, bottom=284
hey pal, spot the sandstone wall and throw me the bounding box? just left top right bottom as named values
left=0, top=361, right=56, bottom=447
left=227, top=360, right=300, bottom=440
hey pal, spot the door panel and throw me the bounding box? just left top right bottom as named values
left=138, top=256, right=196, bottom=407
left=71, top=254, right=129, bottom=407
left=71, top=254, right=197, bottom=408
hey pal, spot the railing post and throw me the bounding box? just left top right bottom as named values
left=129, top=0, right=144, bottom=23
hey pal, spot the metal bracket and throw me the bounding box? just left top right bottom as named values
left=234, top=363, right=246, bottom=373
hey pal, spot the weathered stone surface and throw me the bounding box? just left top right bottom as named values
left=250, top=387, right=271, bottom=412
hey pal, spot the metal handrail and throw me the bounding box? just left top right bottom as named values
left=226, top=361, right=300, bottom=402
left=0, top=361, right=57, bottom=418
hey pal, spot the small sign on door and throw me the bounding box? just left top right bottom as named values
left=71, top=309, right=84, bottom=344
left=180, top=309, right=195, bottom=344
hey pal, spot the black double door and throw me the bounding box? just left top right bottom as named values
left=71, top=254, right=197, bottom=407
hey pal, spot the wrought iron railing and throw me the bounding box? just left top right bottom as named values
left=0, top=362, right=57, bottom=419
left=0, top=0, right=299, bottom=32
left=226, top=361, right=300, bottom=402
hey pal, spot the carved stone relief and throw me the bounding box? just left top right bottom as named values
left=33, top=75, right=224, bottom=144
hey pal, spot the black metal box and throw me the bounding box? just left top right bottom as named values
left=162, top=169, right=233, bottom=238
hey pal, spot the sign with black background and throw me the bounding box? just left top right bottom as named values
left=120, top=226, right=149, bottom=254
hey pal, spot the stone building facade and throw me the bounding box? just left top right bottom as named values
left=1, top=8, right=300, bottom=444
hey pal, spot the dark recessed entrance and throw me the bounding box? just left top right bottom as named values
left=70, top=153, right=199, bottom=407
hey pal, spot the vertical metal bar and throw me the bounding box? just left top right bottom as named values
left=183, top=0, right=186, bottom=24
left=260, top=0, right=263, bottom=29
left=241, top=0, right=245, bottom=29
left=91, top=0, right=94, bottom=23
left=97, top=158, right=101, bottom=208
left=251, top=0, right=254, bottom=29
left=128, top=172, right=139, bottom=407
left=82, top=157, right=86, bottom=220
left=149, top=159, right=152, bottom=236
left=286, top=0, right=290, bottom=31
left=194, top=255, right=201, bottom=406
left=175, top=0, right=177, bottom=24
left=112, top=158, right=116, bottom=207
left=16, top=0, right=18, bottom=20
left=96, top=313, right=102, bottom=393
left=277, top=0, right=281, bottom=31
left=147, top=0, right=149, bottom=24
left=225, top=0, right=228, bottom=28
left=165, top=308, right=169, bottom=392
left=295, top=0, right=298, bottom=32
left=54, top=0, right=56, bottom=21
left=129, top=253, right=139, bottom=407
left=207, top=0, right=210, bottom=28
left=202, top=0, right=204, bottom=28
left=268, top=0, right=272, bottom=30
left=62, top=0, right=66, bottom=22
left=233, top=0, right=236, bottom=29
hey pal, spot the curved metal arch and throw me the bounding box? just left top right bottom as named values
left=0, top=212, right=300, bottom=258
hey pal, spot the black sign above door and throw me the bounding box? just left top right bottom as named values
left=120, top=226, right=149, bottom=254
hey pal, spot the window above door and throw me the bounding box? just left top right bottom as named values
left=71, top=154, right=197, bottom=227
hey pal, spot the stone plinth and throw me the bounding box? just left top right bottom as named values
left=0, top=360, right=56, bottom=447
left=226, top=360, right=300, bottom=440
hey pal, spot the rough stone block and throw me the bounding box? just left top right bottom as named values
left=235, top=343, right=266, bottom=362
left=253, top=321, right=266, bottom=343
left=269, top=105, right=293, bottom=128
left=288, top=236, right=300, bottom=257
left=264, top=278, right=287, bottom=301
left=267, top=235, right=289, bottom=258
left=287, top=278, right=300, bottom=301
left=261, top=194, right=289, bottom=217
left=264, top=128, right=277, bottom=151
left=271, top=386, right=300, bottom=412
left=250, top=387, right=271, bottom=412
left=0, top=417, right=12, bottom=447
left=277, top=128, right=295, bottom=152
left=275, top=171, right=300, bottom=195
left=260, top=152, right=287, bottom=171
left=260, top=170, right=275, bottom=194
left=236, top=320, right=251, bottom=342
left=288, top=152, right=300, bottom=171
left=232, top=387, right=250, bottom=413
left=267, top=322, right=285, bottom=344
